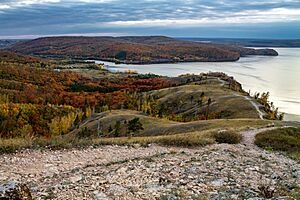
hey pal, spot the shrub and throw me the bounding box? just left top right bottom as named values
left=213, top=130, right=242, bottom=144
left=127, top=117, right=144, bottom=136
left=155, top=134, right=214, bottom=147
left=77, top=127, right=95, bottom=139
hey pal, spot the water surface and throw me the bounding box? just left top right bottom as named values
left=95, top=48, right=300, bottom=120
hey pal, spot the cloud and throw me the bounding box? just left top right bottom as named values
left=0, top=32, right=129, bottom=39
left=0, top=0, right=61, bottom=10
left=0, top=0, right=299, bottom=38
left=103, top=8, right=300, bottom=27
left=0, top=0, right=116, bottom=10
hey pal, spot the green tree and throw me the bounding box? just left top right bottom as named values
left=73, top=114, right=80, bottom=129
left=190, top=95, right=194, bottom=103
left=206, top=98, right=212, bottom=120
left=127, top=117, right=144, bottom=137
left=158, top=103, right=167, bottom=118
left=114, top=121, right=121, bottom=137
left=108, top=125, right=113, bottom=134
left=197, top=92, right=205, bottom=116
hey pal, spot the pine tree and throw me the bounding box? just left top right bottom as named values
left=114, top=121, right=121, bottom=137
left=108, top=125, right=113, bottom=135
left=206, top=98, right=212, bottom=120
left=127, top=117, right=144, bottom=138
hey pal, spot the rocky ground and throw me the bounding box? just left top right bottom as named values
left=1, top=128, right=300, bottom=200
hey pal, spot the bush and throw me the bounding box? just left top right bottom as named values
left=77, top=127, right=95, bottom=139
left=127, top=117, right=144, bottom=136
left=213, top=130, right=242, bottom=144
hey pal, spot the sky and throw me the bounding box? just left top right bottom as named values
left=0, top=0, right=300, bottom=39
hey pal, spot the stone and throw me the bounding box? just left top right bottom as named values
left=211, top=179, right=224, bottom=187
left=70, top=175, right=83, bottom=183
left=107, top=184, right=128, bottom=195
left=209, top=192, right=219, bottom=200
left=0, top=181, right=33, bottom=200
left=94, top=191, right=108, bottom=200
left=166, top=194, right=177, bottom=200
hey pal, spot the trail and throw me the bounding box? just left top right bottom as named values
left=241, top=127, right=276, bottom=147
left=217, top=78, right=226, bottom=87
left=231, top=93, right=265, bottom=119
left=243, top=96, right=265, bottom=120
left=217, top=78, right=264, bottom=119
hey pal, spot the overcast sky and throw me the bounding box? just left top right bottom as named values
left=0, top=0, right=299, bottom=39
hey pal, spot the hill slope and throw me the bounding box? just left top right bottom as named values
left=7, top=36, right=278, bottom=64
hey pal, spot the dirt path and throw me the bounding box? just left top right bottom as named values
left=230, top=93, right=265, bottom=119
left=241, top=127, right=276, bottom=147
left=217, top=78, right=227, bottom=87
left=243, top=96, right=265, bottom=119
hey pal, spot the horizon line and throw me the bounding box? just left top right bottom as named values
left=0, top=34, right=299, bottom=40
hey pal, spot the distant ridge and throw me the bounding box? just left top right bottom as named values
left=7, top=36, right=278, bottom=64
left=179, top=38, right=300, bottom=48
left=0, top=39, right=22, bottom=49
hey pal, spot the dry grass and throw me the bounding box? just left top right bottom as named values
left=0, top=118, right=279, bottom=154
left=148, top=83, right=259, bottom=120
left=0, top=131, right=214, bottom=154
left=255, top=127, right=300, bottom=160
left=92, top=130, right=216, bottom=147
left=72, top=110, right=273, bottom=138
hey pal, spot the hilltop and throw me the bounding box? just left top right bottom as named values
left=7, top=36, right=278, bottom=64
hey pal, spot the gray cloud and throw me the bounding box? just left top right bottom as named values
left=0, top=0, right=299, bottom=38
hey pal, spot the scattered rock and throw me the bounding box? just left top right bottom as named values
left=0, top=132, right=299, bottom=199
left=0, top=181, right=33, bottom=200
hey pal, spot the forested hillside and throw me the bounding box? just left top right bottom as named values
left=7, top=36, right=278, bottom=64
left=0, top=51, right=171, bottom=138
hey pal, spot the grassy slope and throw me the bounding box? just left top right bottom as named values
left=69, top=79, right=267, bottom=138
left=255, top=127, right=300, bottom=160
left=149, top=78, right=259, bottom=119
left=12, top=79, right=271, bottom=152
left=71, top=110, right=272, bottom=137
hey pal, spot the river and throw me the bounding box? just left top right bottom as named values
left=95, top=48, right=300, bottom=121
